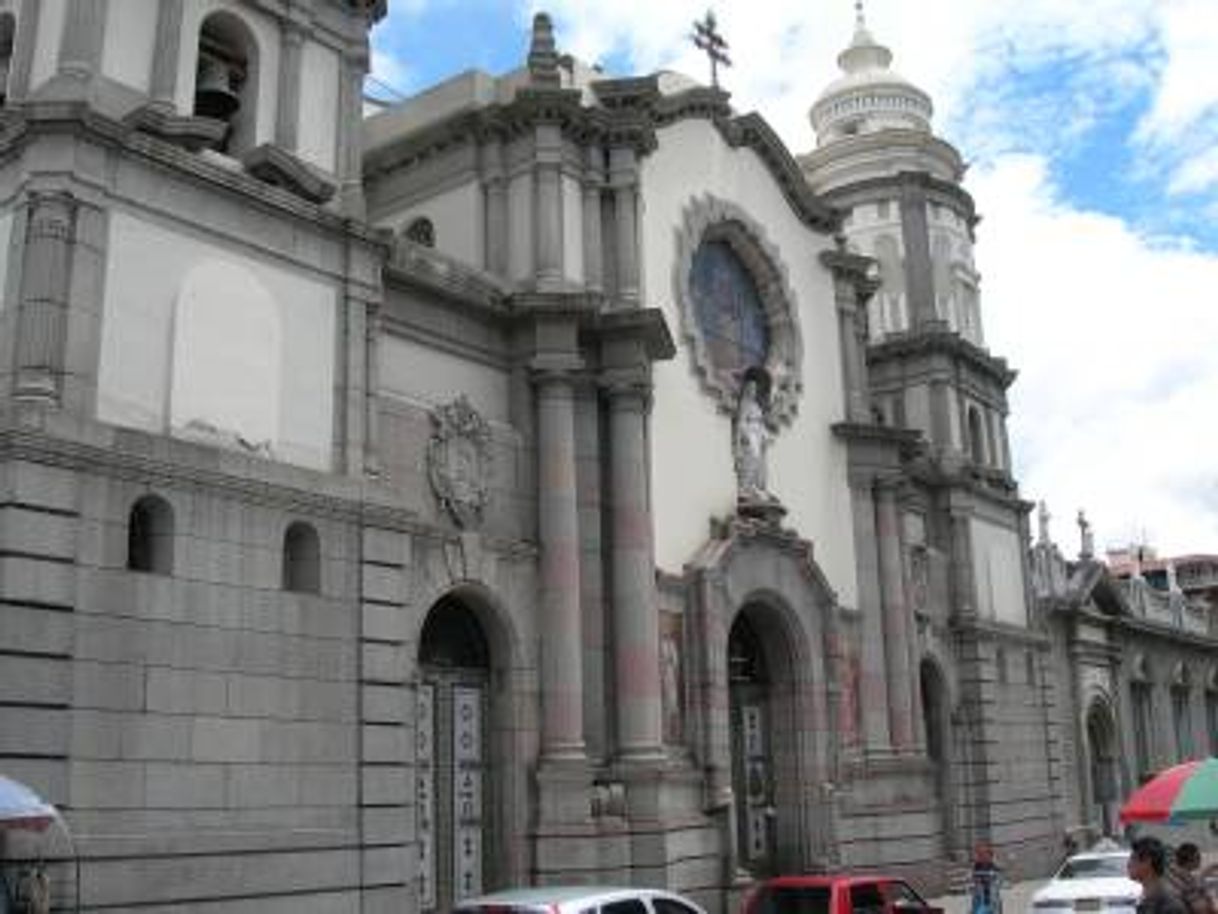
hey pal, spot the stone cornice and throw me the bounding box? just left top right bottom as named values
left=363, top=82, right=840, bottom=234
left=384, top=237, right=510, bottom=313
left=594, top=308, right=676, bottom=362
left=831, top=421, right=922, bottom=452
left=6, top=101, right=383, bottom=245
left=817, top=169, right=977, bottom=228
left=868, top=325, right=1017, bottom=388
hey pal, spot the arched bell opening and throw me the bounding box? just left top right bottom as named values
left=193, top=11, right=259, bottom=155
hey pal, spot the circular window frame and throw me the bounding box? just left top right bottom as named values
left=673, top=195, right=803, bottom=427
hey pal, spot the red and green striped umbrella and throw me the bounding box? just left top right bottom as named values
left=1120, top=758, right=1218, bottom=824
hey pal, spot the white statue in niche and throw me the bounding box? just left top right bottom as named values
left=733, top=366, right=777, bottom=506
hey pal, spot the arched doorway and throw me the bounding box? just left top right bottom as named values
left=727, top=604, right=802, bottom=875
left=418, top=595, right=491, bottom=911
left=920, top=658, right=954, bottom=852
left=1085, top=701, right=1118, bottom=836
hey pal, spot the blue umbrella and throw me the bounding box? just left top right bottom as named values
left=0, top=773, right=56, bottom=831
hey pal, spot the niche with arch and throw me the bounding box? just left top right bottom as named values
left=193, top=11, right=260, bottom=155
left=282, top=521, right=321, bottom=594
left=0, top=12, right=15, bottom=105
left=127, top=494, right=174, bottom=574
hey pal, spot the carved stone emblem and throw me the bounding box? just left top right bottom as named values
left=428, top=396, right=492, bottom=529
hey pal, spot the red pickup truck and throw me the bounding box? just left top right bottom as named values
left=741, top=876, right=945, bottom=914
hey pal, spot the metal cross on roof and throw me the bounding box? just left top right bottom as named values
left=691, top=10, right=731, bottom=90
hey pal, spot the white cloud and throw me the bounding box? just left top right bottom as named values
left=508, top=0, right=1218, bottom=553
left=968, top=155, right=1218, bottom=554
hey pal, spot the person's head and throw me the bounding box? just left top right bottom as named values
left=1128, top=836, right=1168, bottom=884
left=974, top=841, right=994, bottom=865
left=1174, top=842, right=1201, bottom=872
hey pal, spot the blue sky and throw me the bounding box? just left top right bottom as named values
left=369, top=0, right=1218, bottom=555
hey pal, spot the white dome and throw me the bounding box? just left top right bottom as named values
left=810, top=18, right=933, bottom=146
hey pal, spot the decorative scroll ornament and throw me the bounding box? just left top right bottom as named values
left=428, top=396, right=493, bottom=529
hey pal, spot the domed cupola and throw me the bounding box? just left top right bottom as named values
left=810, top=1, right=933, bottom=146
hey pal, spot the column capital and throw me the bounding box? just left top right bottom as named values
left=600, top=368, right=652, bottom=409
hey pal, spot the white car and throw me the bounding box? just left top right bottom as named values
left=1029, top=850, right=1141, bottom=914
left=454, top=886, right=710, bottom=914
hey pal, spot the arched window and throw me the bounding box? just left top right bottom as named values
left=967, top=405, right=986, bottom=465
left=1172, top=663, right=1194, bottom=761
left=282, top=522, right=320, bottom=594
left=127, top=495, right=174, bottom=574
left=405, top=217, right=436, bottom=248
left=1206, top=670, right=1218, bottom=756
left=193, top=12, right=258, bottom=155
left=1129, top=655, right=1154, bottom=781
left=0, top=13, right=16, bottom=105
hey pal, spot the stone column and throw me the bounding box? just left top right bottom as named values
left=534, top=365, right=586, bottom=761
left=8, top=0, right=43, bottom=102
left=604, top=370, right=664, bottom=761
left=582, top=146, right=604, bottom=293
left=58, top=0, right=106, bottom=86
left=483, top=141, right=508, bottom=276
left=13, top=193, right=76, bottom=403
left=899, top=174, right=938, bottom=330
left=875, top=477, right=915, bottom=749
left=951, top=510, right=977, bottom=619
left=337, top=48, right=368, bottom=217
left=148, top=0, right=186, bottom=112
left=609, top=147, right=639, bottom=307
left=822, top=250, right=877, bottom=424
left=535, top=125, right=563, bottom=289
left=275, top=19, right=306, bottom=152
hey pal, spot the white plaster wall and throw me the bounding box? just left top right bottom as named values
left=176, top=0, right=280, bottom=148
left=561, top=173, right=583, bottom=284
left=29, top=0, right=67, bottom=91
left=170, top=260, right=281, bottom=447
left=97, top=212, right=336, bottom=470
left=641, top=118, right=858, bottom=608
left=100, top=0, right=157, bottom=94
left=508, top=172, right=532, bottom=281
left=297, top=40, right=339, bottom=174
left=971, top=517, right=1027, bottom=626
left=379, top=336, right=510, bottom=424
left=389, top=182, right=482, bottom=267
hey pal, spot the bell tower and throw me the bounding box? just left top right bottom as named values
left=803, top=3, right=1054, bottom=869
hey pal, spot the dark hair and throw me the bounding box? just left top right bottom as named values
left=1175, top=842, right=1201, bottom=869
left=1131, top=836, right=1168, bottom=876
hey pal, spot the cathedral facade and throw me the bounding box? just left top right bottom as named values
left=0, top=2, right=1212, bottom=912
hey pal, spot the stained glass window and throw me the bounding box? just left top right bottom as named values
left=690, top=240, right=769, bottom=375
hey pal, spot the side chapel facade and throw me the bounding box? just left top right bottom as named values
left=0, top=1, right=1211, bottom=912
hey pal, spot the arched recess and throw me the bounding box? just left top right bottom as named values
left=193, top=10, right=260, bottom=155
left=0, top=13, right=15, bottom=105
left=282, top=521, right=320, bottom=594
left=1084, top=697, right=1119, bottom=837
left=414, top=585, right=521, bottom=913
left=920, top=655, right=955, bottom=853
left=685, top=527, right=835, bottom=875
left=127, top=494, right=174, bottom=574
left=967, top=405, right=986, bottom=465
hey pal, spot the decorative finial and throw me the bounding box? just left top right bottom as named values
left=855, top=0, right=866, bottom=30
left=691, top=9, right=732, bottom=90
left=1037, top=501, right=1051, bottom=547
left=528, top=12, right=561, bottom=87
left=1077, top=509, right=1094, bottom=560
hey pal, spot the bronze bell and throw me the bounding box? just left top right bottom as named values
left=194, top=55, right=240, bottom=121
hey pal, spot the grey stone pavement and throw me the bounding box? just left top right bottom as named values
left=928, top=879, right=1044, bottom=914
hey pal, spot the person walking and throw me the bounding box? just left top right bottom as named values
left=1167, top=843, right=1214, bottom=914
left=970, top=843, right=1003, bottom=914
left=1128, top=836, right=1187, bottom=914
